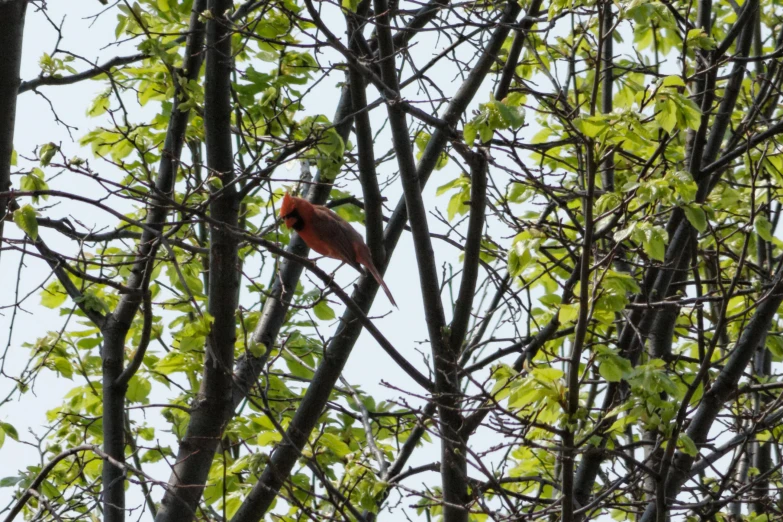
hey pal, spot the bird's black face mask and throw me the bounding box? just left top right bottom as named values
left=282, top=208, right=305, bottom=231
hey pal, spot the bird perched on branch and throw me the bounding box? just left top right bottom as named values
left=279, top=193, right=397, bottom=308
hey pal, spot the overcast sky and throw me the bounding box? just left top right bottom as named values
left=0, top=2, right=517, bottom=517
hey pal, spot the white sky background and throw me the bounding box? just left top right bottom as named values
left=0, top=1, right=525, bottom=518
left=0, top=1, right=745, bottom=520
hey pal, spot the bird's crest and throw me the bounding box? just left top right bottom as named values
left=280, top=192, right=296, bottom=219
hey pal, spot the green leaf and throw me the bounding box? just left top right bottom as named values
left=447, top=192, right=467, bottom=220
left=576, top=116, right=608, bottom=138
left=87, top=94, right=110, bottom=117
left=755, top=215, right=774, bottom=242
left=127, top=376, right=152, bottom=403
left=508, top=386, right=544, bottom=409
left=675, top=95, right=702, bottom=131
left=224, top=495, right=242, bottom=520
left=684, top=205, right=707, bottom=233
left=155, top=352, right=186, bottom=375
left=608, top=414, right=637, bottom=434
left=13, top=205, right=38, bottom=241
left=248, top=341, right=266, bottom=358
left=436, top=177, right=465, bottom=196
left=40, top=480, right=60, bottom=499
left=532, top=367, right=564, bottom=382
left=53, top=357, right=73, bottom=379
left=0, top=476, right=21, bottom=488
left=179, top=336, right=205, bottom=352
left=313, top=300, right=336, bottom=321
left=0, top=423, right=19, bottom=441
left=41, top=281, right=67, bottom=309
left=76, top=338, right=102, bottom=350
left=661, top=75, right=685, bottom=88
left=462, top=121, right=478, bottom=147
left=20, top=168, right=49, bottom=203
left=677, top=433, right=698, bottom=457
left=0, top=427, right=5, bottom=450
left=558, top=303, right=579, bottom=324
left=644, top=228, right=667, bottom=262
left=670, top=171, right=697, bottom=202
left=613, top=224, right=635, bottom=243
left=285, top=356, right=314, bottom=379
left=319, top=433, right=352, bottom=458
left=157, top=0, right=170, bottom=11
left=464, top=122, right=478, bottom=146
left=495, top=100, right=525, bottom=128
left=257, top=431, right=283, bottom=446
left=207, top=176, right=223, bottom=190
left=599, top=359, right=624, bottom=382
left=686, top=28, right=716, bottom=50
left=74, top=292, right=109, bottom=314
left=341, top=0, right=359, bottom=12
left=39, top=143, right=58, bottom=166
left=655, top=97, right=678, bottom=134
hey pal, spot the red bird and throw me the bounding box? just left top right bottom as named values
left=279, top=193, right=397, bottom=308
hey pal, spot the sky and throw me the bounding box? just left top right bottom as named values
left=0, top=1, right=515, bottom=518
left=0, top=2, right=726, bottom=521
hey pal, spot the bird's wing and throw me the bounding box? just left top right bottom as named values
left=309, top=207, right=364, bottom=270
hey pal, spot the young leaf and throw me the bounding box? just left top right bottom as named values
left=655, top=97, right=678, bottom=133
left=644, top=228, right=667, bottom=262
left=755, top=215, right=774, bottom=242
left=13, top=205, right=38, bottom=241
left=684, top=205, right=707, bottom=233
left=313, top=300, right=336, bottom=321
left=677, top=433, right=699, bottom=457
left=599, top=359, right=624, bottom=383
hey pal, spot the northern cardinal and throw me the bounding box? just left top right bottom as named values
left=279, top=193, right=397, bottom=308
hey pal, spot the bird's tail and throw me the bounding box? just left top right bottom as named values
left=363, top=259, right=398, bottom=309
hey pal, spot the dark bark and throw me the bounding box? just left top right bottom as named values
left=647, top=254, right=691, bottom=359
left=154, top=0, right=237, bottom=520
left=100, top=318, right=130, bottom=522
left=698, top=0, right=758, bottom=183
left=0, top=0, right=26, bottom=267
left=599, top=0, right=615, bottom=191
left=449, top=150, right=488, bottom=353
left=494, top=0, right=543, bottom=103
left=18, top=54, right=146, bottom=94
left=347, top=6, right=385, bottom=264
left=750, top=10, right=773, bottom=514
left=563, top=141, right=597, bottom=522
left=751, top=346, right=772, bottom=515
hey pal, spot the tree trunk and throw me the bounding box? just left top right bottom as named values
left=0, top=0, right=27, bottom=266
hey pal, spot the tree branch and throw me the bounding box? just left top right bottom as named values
left=449, top=147, right=488, bottom=353
left=347, top=4, right=385, bottom=264
left=154, top=0, right=238, bottom=520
